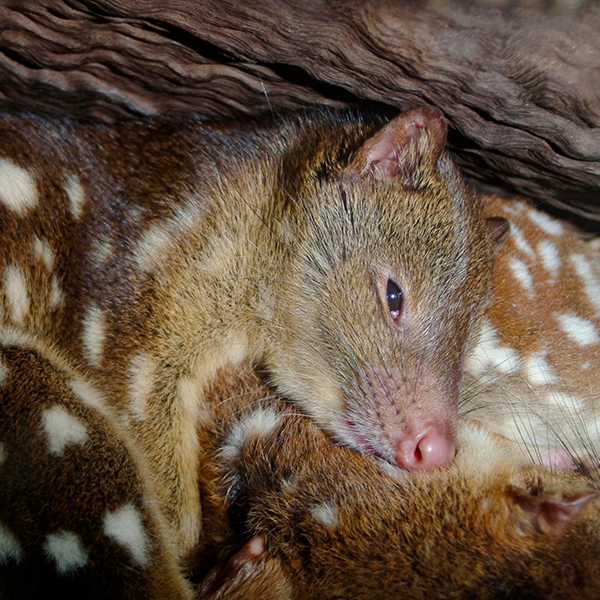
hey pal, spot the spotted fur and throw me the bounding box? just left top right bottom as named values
left=0, top=330, right=192, bottom=599
left=0, top=111, right=599, bottom=598
left=0, top=109, right=497, bottom=556
left=462, top=196, right=600, bottom=473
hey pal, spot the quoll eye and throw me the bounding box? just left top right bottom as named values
left=386, top=279, right=403, bottom=321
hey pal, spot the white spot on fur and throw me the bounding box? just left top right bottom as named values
left=537, top=240, right=561, bottom=275
left=82, top=303, right=106, bottom=367
left=0, top=360, right=7, bottom=388
left=500, top=202, right=525, bottom=216
left=70, top=377, right=106, bottom=413
left=3, top=264, right=30, bottom=325
left=135, top=223, right=173, bottom=271
left=510, top=225, right=534, bottom=258
left=524, top=353, right=558, bottom=386
left=220, top=407, right=282, bottom=462
left=49, top=276, right=65, bottom=309
left=310, top=502, right=339, bottom=528
left=135, top=223, right=171, bottom=272
left=93, top=240, right=113, bottom=266
left=527, top=208, right=564, bottom=235
left=42, top=405, right=88, bottom=455
left=178, top=374, right=213, bottom=426
left=0, top=522, right=23, bottom=564
left=246, top=535, right=265, bottom=556
left=570, top=254, right=600, bottom=314
left=103, top=504, right=150, bottom=567
left=0, top=159, right=38, bottom=216
left=128, top=352, right=156, bottom=422
left=545, top=391, right=584, bottom=413
left=464, top=320, right=521, bottom=376
left=589, top=238, right=600, bottom=252
left=509, top=257, right=533, bottom=291
left=33, top=237, right=54, bottom=270
left=66, top=173, right=85, bottom=220
left=557, top=313, right=600, bottom=346
left=44, top=531, right=88, bottom=573
left=135, top=202, right=201, bottom=271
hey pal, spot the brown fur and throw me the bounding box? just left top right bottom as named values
left=0, top=108, right=495, bottom=555
left=191, top=364, right=600, bottom=600
left=3, top=109, right=599, bottom=598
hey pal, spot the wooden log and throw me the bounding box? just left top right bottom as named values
left=0, top=0, right=599, bottom=223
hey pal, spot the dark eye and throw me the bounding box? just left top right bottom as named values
left=386, top=279, right=403, bottom=321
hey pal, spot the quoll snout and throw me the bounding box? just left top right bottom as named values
left=394, top=420, right=455, bottom=470
left=347, top=367, right=459, bottom=471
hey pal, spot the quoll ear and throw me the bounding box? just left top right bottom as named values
left=486, top=216, right=510, bottom=244
left=345, top=106, right=448, bottom=189
left=508, top=484, right=600, bottom=535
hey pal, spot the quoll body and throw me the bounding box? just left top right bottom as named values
left=463, top=195, right=600, bottom=474
left=0, top=108, right=497, bottom=556
left=1, top=186, right=600, bottom=597
left=194, top=364, right=600, bottom=600
left=0, top=329, right=192, bottom=599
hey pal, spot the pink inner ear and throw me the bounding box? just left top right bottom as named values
left=345, top=106, right=447, bottom=187
left=509, top=485, right=600, bottom=535
left=366, top=140, right=397, bottom=171
left=538, top=492, right=600, bottom=534
left=404, top=118, right=430, bottom=143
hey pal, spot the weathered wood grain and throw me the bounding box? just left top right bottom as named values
left=0, top=0, right=599, bottom=223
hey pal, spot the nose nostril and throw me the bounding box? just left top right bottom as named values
left=413, top=444, right=423, bottom=464
left=395, top=426, right=455, bottom=472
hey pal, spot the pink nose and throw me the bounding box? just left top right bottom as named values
left=395, top=425, right=455, bottom=471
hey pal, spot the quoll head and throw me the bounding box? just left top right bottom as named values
left=266, top=107, right=503, bottom=471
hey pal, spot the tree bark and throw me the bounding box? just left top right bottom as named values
left=1, top=0, right=599, bottom=225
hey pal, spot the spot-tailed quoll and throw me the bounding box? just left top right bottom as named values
left=0, top=107, right=499, bottom=557
left=1, top=165, right=599, bottom=597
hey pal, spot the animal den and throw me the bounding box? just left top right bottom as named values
left=0, top=1, right=600, bottom=599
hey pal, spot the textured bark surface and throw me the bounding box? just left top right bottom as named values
left=0, top=0, right=599, bottom=225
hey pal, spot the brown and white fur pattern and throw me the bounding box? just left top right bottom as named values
left=0, top=328, right=192, bottom=599
left=0, top=108, right=497, bottom=559
left=463, top=195, right=600, bottom=475
left=2, top=334, right=600, bottom=600
left=0, top=110, right=599, bottom=598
